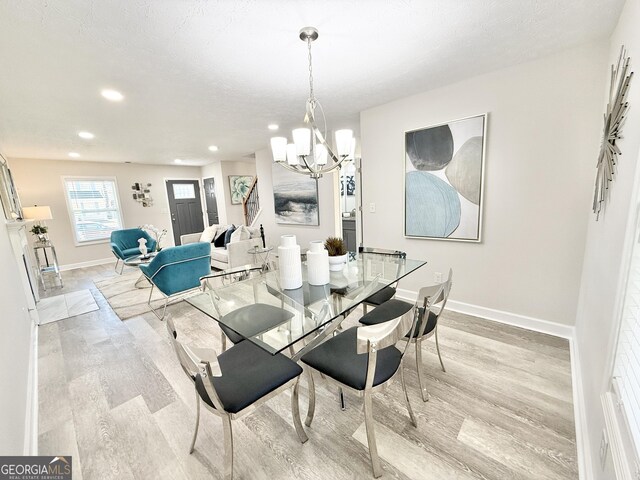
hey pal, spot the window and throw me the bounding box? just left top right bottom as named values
left=172, top=183, right=196, bottom=199
left=63, top=177, right=123, bottom=244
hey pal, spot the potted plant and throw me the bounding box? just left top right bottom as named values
left=324, top=236, right=348, bottom=271
left=30, top=224, right=48, bottom=242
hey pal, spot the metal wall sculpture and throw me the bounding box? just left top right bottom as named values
left=593, top=46, right=633, bottom=220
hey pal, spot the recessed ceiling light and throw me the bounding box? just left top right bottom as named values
left=101, top=89, right=124, bottom=102
left=78, top=131, right=94, bottom=139
left=68, top=152, right=80, bottom=158
left=174, top=158, right=182, bottom=163
left=208, top=145, right=219, bottom=152
left=268, top=124, right=279, bottom=131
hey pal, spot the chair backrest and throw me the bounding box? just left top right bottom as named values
left=356, top=289, right=439, bottom=389
left=200, top=265, right=266, bottom=317
left=146, top=243, right=212, bottom=296
left=165, top=317, right=224, bottom=409
left=358, top=246, right=406, bottom=259
left=111, top=228, right=155, bottom=251
left=415, top=268, right=453, bottom=337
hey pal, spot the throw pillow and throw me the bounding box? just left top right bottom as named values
left=199, top=225, right=218, bottom=243
left=213, top=229, right=227, bottom=248
left=224, top=225, right=237, bottom=248
left=230, top=225, right=251, bottom=243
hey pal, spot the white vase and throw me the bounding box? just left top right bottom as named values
left=307, top=241, right=330, bottom=285
left=328, top=253, right=348, bottom=271
left=278, top=235, right=302, bottom=289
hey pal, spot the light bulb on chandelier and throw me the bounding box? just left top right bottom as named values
left=270, top=27, right=355, bottom=178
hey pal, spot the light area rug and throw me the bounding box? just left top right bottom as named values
left=38, top=289, right=99, bottom=325
left=94, top=271, right=175, bottom=320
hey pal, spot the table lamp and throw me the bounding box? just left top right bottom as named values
left=22, top=205, right=53, bottom=242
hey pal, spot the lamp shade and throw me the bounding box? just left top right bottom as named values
left=286, top=144, right=298, bottom=166
left=270, top=137, right=288, bottom=163
left=335, top=129, right=354, bottom=157
left=22, top=206, right=53, bottom=221
left=314, top=143, right=328, bottom=166
left=292, top=128, right=311, bottom=156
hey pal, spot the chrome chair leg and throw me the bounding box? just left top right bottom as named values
left=363, top=391, right=382, bottom=478
left=291, top=377, right=308, bottom=443
left=222, top=415, right=233, bottom=480
left=435, top=325, right=446, bottom=372
left=400, top=362, right=417, bottom=427
left=220, top=331, right=227, bottom=352
left=415, top=340, right=429, bottom=402
left=189, top=390, right=201, bottom=454
left=363, top=303, right=368, bottom=315
left=148, top=285, right=169, bottom=321
left=305, top=369, right=316, bottom=427
left=114, top=258, right=121, bottom=273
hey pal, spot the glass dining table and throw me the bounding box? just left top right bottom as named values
left=186, top=252, right=427, bottom=360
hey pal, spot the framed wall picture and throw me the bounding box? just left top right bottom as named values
left=404, top=113, right=486, bottom=242
left=271, top=164, right=319, bottom=225
left=0, top=154, right=23, bottom=220
left=228, top=175, right=253, bottom=205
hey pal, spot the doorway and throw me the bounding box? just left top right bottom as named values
left=203, top=177, right=219, bottom=226
left=165, top=179, right=205, bottom=245
left=339, top=160, right=360, bottom=252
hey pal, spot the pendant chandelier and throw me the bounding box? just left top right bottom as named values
left=270, top=27, right=355, bottom=179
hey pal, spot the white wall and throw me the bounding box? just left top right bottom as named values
left=9, top=158, right=203, bottom=267
left=0, top=221, right=34, bottom=454
left=360, top=42, right=607, bottom=326
left=255, top=147, right=338, bottom=248
left=575, top=0, right=640, bottom=478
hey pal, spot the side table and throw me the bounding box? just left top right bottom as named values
left=248, top=246, right=273, bottom=271
left=33, top=240, right=63, bottom=290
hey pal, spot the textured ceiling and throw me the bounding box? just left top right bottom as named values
left=0, top=0, right=623, bottom=165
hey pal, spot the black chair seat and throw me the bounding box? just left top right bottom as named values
left=410, top=309, right=438, bottom=338
left=364, top=286, right=396, bottom=306
left=359, top=299, right=437, bottom=338
left=300, top=327, right=402, bottom=391
left=219, top=303, right=295, bottom=345
left=359, top=299, right=413, bottom=326
left=195, top=340, right=302, bottom=414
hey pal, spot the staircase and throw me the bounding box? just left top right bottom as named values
left=242, top=176, right=260, bottom=226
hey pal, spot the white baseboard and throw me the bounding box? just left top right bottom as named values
left=59, top=257, right=113, bottom=271
left=395, top=288, right=574, bottom=339
left=23, top=314, right=38, bottom=455
left=571, top=336, right=593, bottom=480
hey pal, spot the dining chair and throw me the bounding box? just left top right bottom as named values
left=359, top=268, right=453, bottom=402
left=200, top=265, right=294, bottom=351
left=300, top=294, right=433, bottom=478
left=165, top=317, right=308, bottom=480
left=358, top=247, right=407, bottom=315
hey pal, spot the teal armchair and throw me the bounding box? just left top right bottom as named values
left=111, top=228, right=157, bottom=274
left=139, top=242, right=211, bottom=319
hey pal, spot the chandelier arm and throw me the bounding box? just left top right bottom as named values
left=305, top=102, right=345, bottom=165
left=275, top=162, right=316, bottom=176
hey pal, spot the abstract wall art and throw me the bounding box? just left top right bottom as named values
left=404, top=114, right=486, bottom=242
left=229, top=175, right=253, bottom=204
left=271, top=164, right=319, bottom=225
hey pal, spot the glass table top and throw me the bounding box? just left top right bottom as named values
left=186, top=253, right=427, bottom=355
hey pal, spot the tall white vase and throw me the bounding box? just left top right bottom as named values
left=278, top=235, right=302, bottom=290
left=307, top=241, right=329, bottom=285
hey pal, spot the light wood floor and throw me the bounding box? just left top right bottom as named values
left=37, top=264, right=578, bottom=479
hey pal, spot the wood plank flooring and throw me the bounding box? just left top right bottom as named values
left=37, top=264, right=578, bottom=479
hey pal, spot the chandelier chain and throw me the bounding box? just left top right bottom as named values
left=307, top=38, right=315, bottom=101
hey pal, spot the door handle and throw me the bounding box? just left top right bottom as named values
left=171, top=215, right=176, bottom=222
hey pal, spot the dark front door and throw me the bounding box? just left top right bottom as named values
left=165, top=180, right=205, bottom=245
left=203, top=177, right=219, bottom=226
